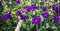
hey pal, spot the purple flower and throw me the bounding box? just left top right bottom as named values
left=16, top=10, right=22, bottom=16
left=52, top=5, right=60, bottom=15
left=15, top=0, right=20, bottom=4
left=52, top=4, right=58, bottom=11
left=0, top=1, right=2, bottom=6
left=25, top=4, right=39, bottom=12
left=26, top=6, right=32, bottom=12
left=42, top=6, right=47, bottom=11
left=20, top=14, right=26, bottom=20
left=41, top=11, right=49, bottom=18
left=2, top=13, right=10, bottom=21
left=32, top=16, right=41, bottom=24
left=53, top=15, right=60, bottom=23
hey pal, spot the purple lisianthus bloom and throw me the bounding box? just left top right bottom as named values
left=32, top=16, right=41, bottom=24
left=15, top=0, right=20, bottom=4
left=41, top=11, right=49, bottom=18
left=0, top=1, right=2, bottom=6
left=26, top=6, right=32, bottom=12
left=20, top=14, right=26, bottom=20
left=26, top=6, right=35, bottom=12
left=53, top=15, right=60, bottom=23
left=42, top=6, right=47, bottom=11
left=52, top=4, right=58, bottom=11
left=2, top=13, right=10, bottom=21
left=16, top=10, right=22, bottom=16
left=53, top=6, right=60, bottom=15
left=25, top=4, right=38, bottom=12
left=26, top=5, right=39, bottom=12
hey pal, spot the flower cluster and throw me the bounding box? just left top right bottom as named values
left=1, top=0, right=60, bottom=25
left=1, top=0, right=60, bottom=31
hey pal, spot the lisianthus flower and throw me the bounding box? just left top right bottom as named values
left=32, top=16, right=41, bottom=24
left=16, top=10, right=22, bottom=16
left=20, top=14, right=26, bottom=20
left=53, top=15, right=60, bottom=23
left=15, top=0, right=20, bottom=4
left=42, top=6, right=47, bottom=11
left=52, top=5, right=60, bottom=15
left=41, top=11, right=49, bottom=18
left=25, top=4, right=39, bottom=12
left=52, top=4, right=58, bottom=11
left=2, top=13, right=10, bottom=21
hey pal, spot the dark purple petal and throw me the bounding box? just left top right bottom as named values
left=42, top=6, right=47, bottom=11
left=20, top=14, right=26, bottom=20
left=26, top=6, right=32, bottom=12
left=52, top=4, right=58, bottom=11
left=53, top=15, right=60, bottom=23
left=41, top=11, right=49, bottom=18
left=15, top=0, right=20, bottom=4
left=16, top=10, right=22, bottom=16
left=26, top=4, right=37, bottom=12
left=32, top=16, right=41, bottom=24
left=2, top=13, right=10, bottom=21
left=0, top=1, right=2, bottom=6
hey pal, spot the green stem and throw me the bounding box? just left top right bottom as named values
left=36, top=25, right=38, bottom=31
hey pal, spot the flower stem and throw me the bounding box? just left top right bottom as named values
left=36, top=25, right=38, bottom=31
left=15, top=20, right=23, bottom=31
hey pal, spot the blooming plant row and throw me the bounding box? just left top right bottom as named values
left=0, top=0, right=60, bottom=31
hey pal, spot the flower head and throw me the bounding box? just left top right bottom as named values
left=2, top=13, right=10, bottom=21
left=25, top=4, right=38, bottom=12
left=20, top=14, right=26, bottom=20
left=41, top=11, right=49, bottom=18
left=42, top=6, right=47, bottom=11
left=16, top=10, right=22, bottom=16
left=52, top=4, right=58, bottom=11
left=15, top=0, right=20, bottom=4
left=32, top=16, right=41, bottom=24
left=53, top=15, right=60, bottom=23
